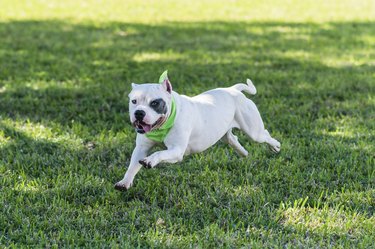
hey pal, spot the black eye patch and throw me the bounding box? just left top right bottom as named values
left=150, top=98, right=167, bottom=114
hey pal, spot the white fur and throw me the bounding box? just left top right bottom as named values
left=129, top=83, right=172, bottom=125
left=115, top=79, right=281, bottom=190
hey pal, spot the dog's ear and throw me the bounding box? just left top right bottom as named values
left=161, top=78, right=172, bottom=94
left=159, top=70, right=172, bottom=94
left=131, top=83, right=138, bottom=89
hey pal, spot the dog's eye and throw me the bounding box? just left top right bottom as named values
left=131, top=100, right=137, bottom=104
left=150, top=101, right=158, bottom=106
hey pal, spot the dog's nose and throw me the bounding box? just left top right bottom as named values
left=134, top=110, right=146, bottom=121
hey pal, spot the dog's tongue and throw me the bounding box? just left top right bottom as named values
left=142, top=124, right=152, bottom=133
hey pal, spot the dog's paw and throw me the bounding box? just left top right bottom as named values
left=269, top=142, right=281, bottom=153
left=114, top=180, right=132, bottom=191
left=139, top=159, right=153, bottom=169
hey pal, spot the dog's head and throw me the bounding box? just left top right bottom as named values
left=128, top=76, right=173, bottom=134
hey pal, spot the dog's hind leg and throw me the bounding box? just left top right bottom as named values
left=263, top=129, right=281, bottom=153
left=235, top=99, right=281, bottom=153
left=223, top=129, right=248, bottom=157
left=241, top=125, right=281, bottom=153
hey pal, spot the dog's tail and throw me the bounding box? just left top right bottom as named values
left=232, top=79, right=257, bottom=95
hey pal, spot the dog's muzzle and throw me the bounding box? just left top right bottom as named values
left=133, top=116, right=166, bottom=134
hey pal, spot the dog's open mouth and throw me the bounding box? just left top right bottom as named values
left=133, top=117, right=165, bottom=134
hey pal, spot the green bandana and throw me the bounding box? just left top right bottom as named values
left=145, top=71, right=177, bottom=142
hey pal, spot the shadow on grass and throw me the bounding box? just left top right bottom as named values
left=0, top=19, right=374, bottom=247
left=0, top=20, right=374, bottom=128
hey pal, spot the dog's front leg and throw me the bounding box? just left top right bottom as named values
left=114, top=137, right=154, bottom=191
left=139, top=146, right=185, bottom=169
left=139, top=130, right=190, bottom=168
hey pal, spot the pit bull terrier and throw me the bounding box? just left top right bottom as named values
left=114, top=71, right=280, bottom=191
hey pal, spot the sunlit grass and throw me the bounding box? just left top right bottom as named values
left=1, top=0, right=374, bottom=23
left=279, top=193, right=375, bottom=237
left=280, top=206, right=374, bottom=236
left=132, top=51, right=186, bottom=63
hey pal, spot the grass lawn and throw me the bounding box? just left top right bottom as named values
left=0, top=0, right=374, bottom=247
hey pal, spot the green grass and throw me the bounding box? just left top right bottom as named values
left=0, top=0, right=374, bottom=248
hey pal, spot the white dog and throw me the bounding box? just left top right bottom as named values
left=115, top=71, right=280, bottom=191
